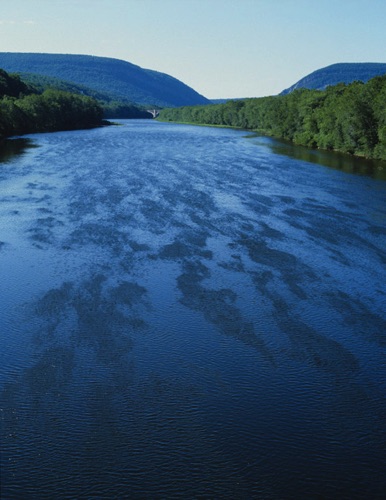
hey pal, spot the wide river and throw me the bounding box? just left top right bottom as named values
left=1, top=120, right=385, bottom=499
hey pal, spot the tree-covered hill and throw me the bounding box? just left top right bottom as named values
left=0, top=68, right=32, bottom=97
left=0, top=68, right=104, bottom=138
left=158, top=75, right=386, bottom=162
left=18, top=72, right=151, bottom=119
left=281, top=63, right=386, bottom=94
left=17, top=72, right=112, bottom=102
left=0, top=53, right=210, bottom=108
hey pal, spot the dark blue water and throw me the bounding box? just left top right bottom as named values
left=1, top=120, right=385, bottom=499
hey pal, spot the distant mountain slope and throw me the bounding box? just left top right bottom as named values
left=0, top=52, right=210, bottom=107
left=281, top=62, right=386, bottom=94
left=17, top=72, right=151, bottom=119
left=18, top=72, right=114, bottom=102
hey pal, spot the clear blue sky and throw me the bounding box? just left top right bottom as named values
left=1, top=0, right=386, bottom=99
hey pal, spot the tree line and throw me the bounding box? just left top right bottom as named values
left=158, top=75, right=386, bottom=161
left=0, top=68, right=104, bottom=138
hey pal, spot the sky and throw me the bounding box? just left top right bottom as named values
left=1, top=0, right=386, bottom=99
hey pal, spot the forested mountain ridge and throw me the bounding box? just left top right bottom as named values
left=281, top=62, right=386, bottom=94
left=17, top=72, right=113, bottom=102
left=17, top=72, right=151, bottom=119
left=0, top=53, right=210, bottom=107
left=158, top=75, right=386, bottom=162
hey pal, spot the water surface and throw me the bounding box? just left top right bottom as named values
left=1, top=120, right=385, bottom=499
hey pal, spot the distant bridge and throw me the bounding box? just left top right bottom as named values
left=146, top=109, right=160, bottom=118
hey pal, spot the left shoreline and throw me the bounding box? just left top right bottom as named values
left=0, top=120, right=115, bottom=142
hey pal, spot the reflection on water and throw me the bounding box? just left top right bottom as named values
left=247, top=134, right=386, bottom=181
left=0, top=138, right=38, bottom=164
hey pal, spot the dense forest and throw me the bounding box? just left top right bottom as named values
left=159, top=75, right=386, bottom=161
left=0, top=68, right=104, bottom=138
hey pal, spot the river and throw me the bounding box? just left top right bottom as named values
left=1, top=120, right=385, bottom=499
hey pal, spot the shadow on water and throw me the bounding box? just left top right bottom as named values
left=0, top=138, right=38, bottom=164
left=247, top=135, right=386, bottom=181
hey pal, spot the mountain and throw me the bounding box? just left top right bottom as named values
left=17, top=73, right=151, bottom=119
left=281, top=62, right=386, bottom=94
left=0, top=52, right=210, bottom=107
left=16, top=72, right=113, bottom=102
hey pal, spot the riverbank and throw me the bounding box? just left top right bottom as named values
left=157, top=116, right=386, bottom=171
left=158, top=75, right=386, bottom=162
left=0, top=118, right=114, bottom=142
